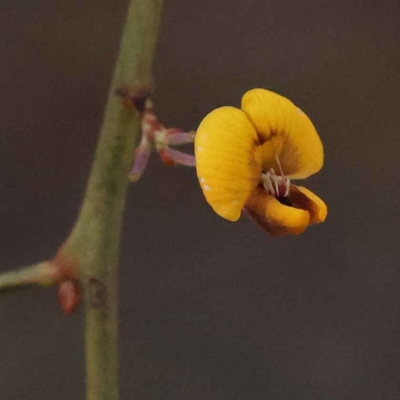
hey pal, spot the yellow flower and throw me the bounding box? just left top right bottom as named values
left=195, top=88, right=327, bottom=236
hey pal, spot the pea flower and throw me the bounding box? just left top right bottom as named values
left=195, top=88, right=327, bottom=236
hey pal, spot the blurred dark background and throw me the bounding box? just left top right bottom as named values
left=1, top=0, right=400, bottom=399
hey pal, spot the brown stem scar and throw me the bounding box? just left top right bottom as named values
left=87, top=277, right=108, bottom=308
left=115, top=86, right=151, bottom=113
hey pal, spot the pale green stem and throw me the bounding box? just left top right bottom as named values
left=61, top=1, right=164, bottom=400
left=0, top=262, right=55, bottom=292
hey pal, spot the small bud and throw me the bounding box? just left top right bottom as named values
left=58, top=279, right=81, bottom=315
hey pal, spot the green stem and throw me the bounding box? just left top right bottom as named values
left=0, top=262, right=55, bottom=292
left=62, top=1, right=164, bottom=399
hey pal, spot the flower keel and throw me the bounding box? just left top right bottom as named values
left=244, top=184, right=327, bottom=236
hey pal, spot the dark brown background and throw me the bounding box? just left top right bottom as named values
left=1, top=0, right=400, bottom=399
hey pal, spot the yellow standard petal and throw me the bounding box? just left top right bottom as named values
left=195, top=106, right=261, bottom=221
left=241, top=88, right=324, bottom=179
left=245, top=186, right=310, bottom=236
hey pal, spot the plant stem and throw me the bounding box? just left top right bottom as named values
left=61, top=1, right=164, bottom=399
left=0, top=262, right=55, bottom=292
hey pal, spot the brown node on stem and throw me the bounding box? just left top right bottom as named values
left=115, top=83, right=152, bottom=113
left=52, top=244, right=80, bottom=281
left=51, top=244, right=81, bottom=314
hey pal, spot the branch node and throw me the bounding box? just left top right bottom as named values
left=115, top=85, right=152, bottom=113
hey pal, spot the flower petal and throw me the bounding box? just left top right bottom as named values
left=244, top=186, right=310, bottom=236
left=195, top=106, right=261, bottom=221
left=290, top=186, right=328, bottom=224
left=241, top=88, right=323, bottom=179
